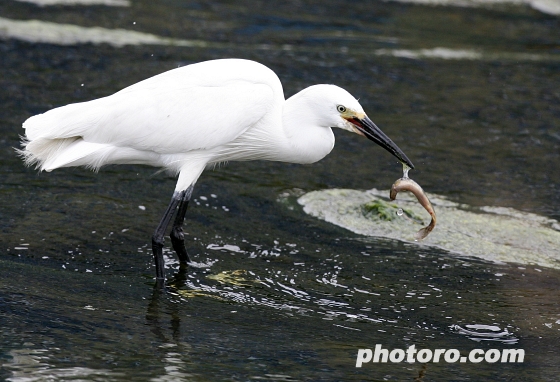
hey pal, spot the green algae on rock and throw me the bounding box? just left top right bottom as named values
left=298, top=188, right=560, bottom=270
left=361, top=199, right=423, bottom=223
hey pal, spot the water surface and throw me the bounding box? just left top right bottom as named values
left=1, top=0, right=559, bottom=380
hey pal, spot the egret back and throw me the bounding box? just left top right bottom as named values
left=20, top=59, right=283, bottom=174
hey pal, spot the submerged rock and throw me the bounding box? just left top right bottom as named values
left=298, top=188, right=560, bottom=270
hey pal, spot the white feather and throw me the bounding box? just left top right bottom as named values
left=20, top=59, right=372, bottom=191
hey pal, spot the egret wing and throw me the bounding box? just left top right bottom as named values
left=24, top=80, right=275, bottom=155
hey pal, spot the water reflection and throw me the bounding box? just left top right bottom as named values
left=146, top=280, right=181, bottom=343
left=2, top=15, right=559, bottom=64
left=4, top=348, right=119, bottom=381
left=0, top=17, right=208, bottom=48
left=386, top=0, right=560, bottom=16
left=14, top=0, right=130, bottom=6
left=375, top=47, right=560, bottom=62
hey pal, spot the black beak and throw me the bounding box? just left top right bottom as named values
left=349, top=116, right=415, bottom=169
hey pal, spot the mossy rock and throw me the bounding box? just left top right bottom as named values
left=298, top=188, right=560, bottom=270
left=361, top=199, right=423, bottom=223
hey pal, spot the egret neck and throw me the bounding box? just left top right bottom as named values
left=280, top=88, right=336, bottom=164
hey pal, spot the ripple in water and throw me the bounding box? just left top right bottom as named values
left=450, top=324, right=519, bottom=344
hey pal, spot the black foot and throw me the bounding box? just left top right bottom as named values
left=152, top=235, right=166, bottom=282
left=170, top=226, right=191, bottom=265
left=151, top=186, right=193, bottom=283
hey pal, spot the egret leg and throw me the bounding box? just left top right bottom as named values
left=170, top=187, right=193, bottom=266
left=151, top=186, right=194, bottom=281
left=152, top=193, right=181, bottom=280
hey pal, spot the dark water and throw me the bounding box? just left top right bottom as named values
left=1, top=0, right=559, bottom=381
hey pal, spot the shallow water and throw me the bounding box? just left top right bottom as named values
left=1, top=0, right=559, bottom=381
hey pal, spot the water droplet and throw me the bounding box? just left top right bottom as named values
left=402, top=163, right=411, bottom=179
left=397, top=208, right=403, bottom=216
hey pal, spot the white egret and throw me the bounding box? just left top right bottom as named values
left=19, top=58, right=414, bottom=282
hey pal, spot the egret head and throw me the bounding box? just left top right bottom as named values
left=319, top=85, right=415, bottom=169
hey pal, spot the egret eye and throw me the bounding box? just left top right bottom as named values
left=337, top=105, right=346, bottom=113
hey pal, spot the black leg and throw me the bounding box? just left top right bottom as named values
left=151, top=192, right=181, bottom=281
left=170, top=187, right=193, bottom=266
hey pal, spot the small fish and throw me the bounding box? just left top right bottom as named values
left=390, top=177, right=436, bottom=240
